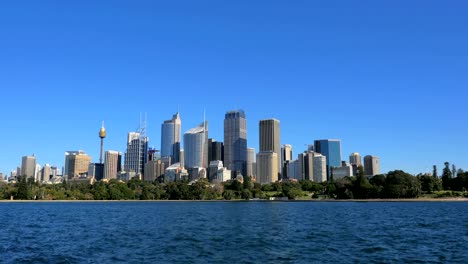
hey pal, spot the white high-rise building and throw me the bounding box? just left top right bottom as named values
left=124, top=132, right=149, bottom=177
left=183, top=122, right=208, bottom=169
left=209, top=160, right=224, bottom=182
left=246, top=148, right=256, bottom=177
left=313, top=154, right=327, bottom=183
left=215, top=168, right=231, bottom=183
left=35, top=164, right=41, bottom=182
left=287, top=159, right=300, bottom=180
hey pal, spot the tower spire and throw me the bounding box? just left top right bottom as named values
left=99, top=121, right=107, bottom=164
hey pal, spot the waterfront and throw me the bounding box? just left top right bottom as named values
left=1, top=202, right=467, bottom=263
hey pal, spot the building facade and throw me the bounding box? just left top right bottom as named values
left=41, top=164, right=51, bottom=182
left=64, top=151, right=91, bottom=179
left=144, top=159, right=166, bottom=182
left=161, top=112, right=181, bottom=163
left=333, top=163, right=353, bottom=180
left=104, top=151, right=121, bottom=180
left=314, top=139, right=342, bottom=180
left=214, top=168, right=231, bottom=183
left=208, top=139, right=224, bottom=165
left=246, top=147, right=256, bottom=177
left=364, top=155, right=380, bottom=176
left=281, top=144, right=293, bottom=178
left=349, top=152, right=362, bottom=167
left=313, top=154, right=327, bottom=183
left=21, top=155, right=36, bottom=179
left=208, top=160, right=224, bottom=182
left=224, top=110, right=247, bottom=177
left=124, top=132, right=149, bottom=177
left=259, top=119, right=281, bottom=179
left=287, top=159, right=299, bottom=180
left=183, top=121, right=208, bottom=169
left=256, top=151, right=278, bottom=184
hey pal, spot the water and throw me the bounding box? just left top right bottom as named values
left=0, top=202, right=467, bottom=263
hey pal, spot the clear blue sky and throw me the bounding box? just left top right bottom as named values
left=0, top=0, right=467, bottom=176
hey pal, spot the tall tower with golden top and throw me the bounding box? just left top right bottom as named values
left=99, top=121, right=107, bottom=164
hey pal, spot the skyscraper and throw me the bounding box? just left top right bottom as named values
left=256, top=151, right=278, bottom=184
left=313, top=154, right=327, bottom=183
left=314, top=139, right=342, bottom=180
left=124, top=132, right=149, bottom=177
left=259, top=119, right=281, bottom=178
left=104, top=151, right=122, bottom=180
left=35, top=164, right=41, bottom=182
left=349, top=152, right=362, bottom=166
left=281, top=144, right=293, bottom=178
left=41, top=164, right=51, bottom=182
left=161, top=112, right=181, bottom=162
left=183, top=121, right=208, bottom=169
left=64, top=151, right=84, bottom=178
left=301, top=151, right=312, bottom=181
left=144, top=159, right=166, bottom=182
left=21, top=155, right=36, bottom=179
left=246, top=147, right=256, bottom=177
left=364, top=155, right=380, bottom=176
left=64, top=151, right=91, bottom=179
left=287, top=159, right=299, bottom=180
left=208, top=139, right=224, bottom=164
left=224, top=110, right=247, bottom=177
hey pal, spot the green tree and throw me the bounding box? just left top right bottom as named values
left=223, top=190, right=235, bottom=200
left=91, top=181, right=109, bottom=200
left=326, top=182, right=337, bottom=198
left=282, top=184, right=303, bottom=200
left=419, top=174, right=442, bottom=193
left=357, top=165, right=365, bottom=178
left=334, top=177, right=354, bottom=199
left=353, top=175, right=373, bottom=199
left=442, top=162, right=453, bottom=190
left=243, top=176, right=253, bottom=190
left=382, top=170, right=421, bottom=198
left=433, top=165, right=438, bottom=178
left=261, top=184, right=274, bottom=192
left=16, top=177, right=31, bottom=200
left=241, top=189, right=253, bottom=200
left=190, top=179, right=209, bottom=200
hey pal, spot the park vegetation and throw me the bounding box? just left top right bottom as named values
left=1, top=164, right=467, bottom=201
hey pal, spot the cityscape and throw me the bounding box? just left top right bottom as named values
left=1, top=1, right=467, bottom=263
left=2, top=110, right=380, bottom=186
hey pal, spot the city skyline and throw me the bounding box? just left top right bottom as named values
left=1, top=1, right=467, bottom=175
left=0, top=108, right=465, bottom=178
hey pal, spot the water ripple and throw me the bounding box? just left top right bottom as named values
left=0, top=202, right=467, bottom=263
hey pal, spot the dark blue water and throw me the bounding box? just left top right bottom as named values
left=0, top=202, right=467, bottom=263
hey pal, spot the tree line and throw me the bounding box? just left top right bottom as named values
left=1, top=165, right=467, bottom=201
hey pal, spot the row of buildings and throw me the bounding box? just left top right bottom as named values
left=7, top=110, right=380, bottom=184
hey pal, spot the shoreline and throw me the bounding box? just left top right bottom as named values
left=1, top=198, right=468, bottom=203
